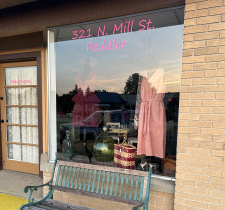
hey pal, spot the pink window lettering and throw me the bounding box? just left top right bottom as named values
left=79, top=30, right=85, bottom=39
left=97, top=26, right=106, bottom=36
left=139, top=19, right=154, bottom=31
left=86, top=29, right=92, bottom=38
left=113, top=23, right=123, bottom=34
left=139, top=20, right=146, bottom=31
left=87, top=39, right=128, bottom=52
left=26, top=80, right=30, bottom=83
left=72, top=31, right=78, bottom=40
left=23, top=80, right=26, bottom=83
left=87, top=42, right=93, bottom=52
left=146, top=19, right=153, bottom=30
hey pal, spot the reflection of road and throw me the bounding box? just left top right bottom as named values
left=57, top=117, right=72, bottom=144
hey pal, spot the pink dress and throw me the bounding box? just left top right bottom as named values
left=134, top=69, right=166, bottom=158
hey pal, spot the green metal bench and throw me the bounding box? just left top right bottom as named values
left=19, top=159, right=152, bottom=210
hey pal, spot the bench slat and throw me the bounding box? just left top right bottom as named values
left=142, top=176, right=148, bottom=201
left=63, top=166, right=69, bottom=187
left=45, top=199, right=98, bottom=210
left=96, top=171, right=101, bottom=193
left=59, top=166, right=65, bottom=187
left=36, top=204, right=57, bottom=210
left=109, top=172, right=114, bottom=196
left=114, top=173, right=120, bottom=197
left=83, top=169, right=88, bottom=191
left=119, top=174, right=124, bottom=197
left=91, top=170, right=97, bottom=193
left=100, top=171, right=106, bottom=194
left=105, top=171, right=110, bottom=195
left=52, top=165, right=59, bottom=186
left=56, top=161, right=148, bottom=177
left=75, top=168, right=81, bottom=189
left=70, top=167, right=76, bottom=188
left=87, top=170, right=93, bottom=192
left=54, top=165, right=61, bottom=186
left=134, top=175, right=139, bottom=200
left=129, top=174, right=134, bottom=200
left=139, top=176, right=145, bottom=201
left=79, top=168, right=85, bottom=190
left=40, top=202, right=73, bottom=210
left=25, top=207, right=45, bottom=210
left=124, top=174, right=129, bottom=199
left=66, top=167, right=72, bottom=188
left=53, top=186, right=142, bottom=206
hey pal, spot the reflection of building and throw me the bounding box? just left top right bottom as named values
left=120, top=94, right=136, bottom=109
left=95, top=92, right=127, bottom=110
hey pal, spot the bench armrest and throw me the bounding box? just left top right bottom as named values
left=24, top=179, right=53, bottom=204
left=19, top=184, right=54, bottom=210
left=23, top=159, right=58, bottom=205
left=24, top=179, right=52, bottom=194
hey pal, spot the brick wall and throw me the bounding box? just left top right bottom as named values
left=43, top=172, right=175, bottom=210
left=175, top=0, right=225, bottom=209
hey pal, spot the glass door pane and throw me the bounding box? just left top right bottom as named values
left=6, top=107, right=38, bottom=125
left=5, top=66, right=37, bottom=86
left=5, top=87, right=38, bottom=105
left=4, top=66, right=39, bottom=164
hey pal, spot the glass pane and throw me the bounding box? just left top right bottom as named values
left=5, top=66, right=37, bottom=86
left=7, top=126, right=39, bottom=144
left=7, top=144, right=21, bottom=161
left=22, top=145, right=39, bottom=163
left=5, top=87, right=38, bottom=105
left=50, top=7, right=184, bottom=177
left=6, top=107, right=38, bottom=125
left=7, top=144, right=39, bottom=163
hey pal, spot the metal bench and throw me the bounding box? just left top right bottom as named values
left=19, top=159, right=152, bottom=210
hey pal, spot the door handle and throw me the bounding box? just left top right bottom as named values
left=0, top=119, right=4, bottom=123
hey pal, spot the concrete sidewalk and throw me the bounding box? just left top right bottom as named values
left=0, top=170, right=43, bottom=200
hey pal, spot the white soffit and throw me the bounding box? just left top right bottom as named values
left=0, top=0, right=37, bottom=10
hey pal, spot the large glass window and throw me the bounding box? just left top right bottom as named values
left=48, top=6, right=184, bottom=177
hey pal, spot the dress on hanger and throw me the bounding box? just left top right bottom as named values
left=134, top=69, right=166, bottom=158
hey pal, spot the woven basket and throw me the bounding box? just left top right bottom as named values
left=161, top=158, right=176, bottom=172
left=114, top=142, right=136, bottom=169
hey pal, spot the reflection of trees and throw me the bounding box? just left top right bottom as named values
left=94, top=89, right=107, bottom=94
left=56, top=85, right=108, bottom=114
left=56, top=85, right=78, bottom=113
left=124, top=73, right=139, bottom=95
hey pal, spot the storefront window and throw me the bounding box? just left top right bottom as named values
left=48, top=6, right=184, bottom=177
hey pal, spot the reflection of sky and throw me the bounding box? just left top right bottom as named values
left=55, top=24, right=183, bottom=95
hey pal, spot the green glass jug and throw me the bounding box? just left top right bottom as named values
left=93, top=126, right=114, bottom=162
left=62, top=130, right=74, bottom=158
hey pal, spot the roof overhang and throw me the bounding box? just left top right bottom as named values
left=0, top=0, right=37, bottom=10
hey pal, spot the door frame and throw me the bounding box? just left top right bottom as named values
left=0, top=51, right=43, bottom=178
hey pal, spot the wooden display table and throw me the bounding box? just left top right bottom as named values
left=109, top=128, right=137, bottom=144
